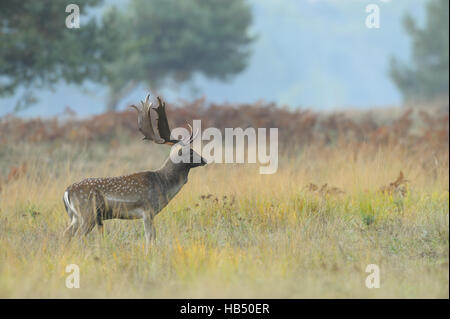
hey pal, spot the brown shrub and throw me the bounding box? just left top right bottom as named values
left=0, top=99, right=448, bottom=157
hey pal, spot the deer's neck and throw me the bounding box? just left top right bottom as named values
left=157, top=159, right=190, bottom=201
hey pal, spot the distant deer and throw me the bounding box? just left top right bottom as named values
left=62, top=95, right=207, bottom=248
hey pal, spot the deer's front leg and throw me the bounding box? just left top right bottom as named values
left=143, top=213, right=156, bottom=251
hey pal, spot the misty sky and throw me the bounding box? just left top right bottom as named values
left=0, top=0, right=427, bottom=117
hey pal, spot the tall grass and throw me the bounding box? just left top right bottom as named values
left=0, top=137, right=448, bottom=298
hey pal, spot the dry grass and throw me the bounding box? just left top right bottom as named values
left=0, top=135, right=448, bottom=298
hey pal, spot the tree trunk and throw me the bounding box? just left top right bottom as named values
left=106, top=81, right=138, bottom=111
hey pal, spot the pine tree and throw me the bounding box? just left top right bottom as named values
left=390, top=0, right=449, bottom=103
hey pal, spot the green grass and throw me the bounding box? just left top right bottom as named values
left=0, top=141, right=448, bottom=298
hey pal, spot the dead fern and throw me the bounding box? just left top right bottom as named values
left=306, top=183, right=345, bottom=196
left=379, top=171, right=409, bottom=197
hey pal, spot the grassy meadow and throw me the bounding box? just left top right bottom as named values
left=0, top=105, right=448, bottom=298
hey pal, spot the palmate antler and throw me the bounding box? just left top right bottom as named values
left=130, top=94, right=194, bottom=146
left=64, top=94, right=207, bottom=251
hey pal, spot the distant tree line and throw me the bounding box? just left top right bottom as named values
left=390, top=0, right=449, bottom=103
left=1, top=0, right=447, bottom=110
left=0, top=0, right=254, bottom=111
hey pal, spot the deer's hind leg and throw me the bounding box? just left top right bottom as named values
left=94, top=191, right=107, bottom=237
left=96, top=208, right=105, bottom=237
left=77, top=189, right=106, bottom=238
left=63, top=215, right=80, bottom=241
left=77, top=218, right=96, bottom=237
left=63, top=191, right=80, bottom=242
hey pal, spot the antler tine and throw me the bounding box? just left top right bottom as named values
left=129, top=94, right=164, bottom=143
left=141, top=94, right=152, bottom=109
left=156, top=96, right=165, bottom=108
left=190, top=125, right=200, bottom=143
left=178, top=124, right=192, bottom=146
left=177, top=123, right=200, bottom=146
left=153, top=96, right=180, bottom=145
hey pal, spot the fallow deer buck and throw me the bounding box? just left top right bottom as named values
left=62, top=95, right=207, bottom=248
